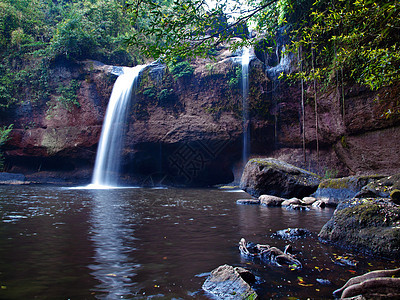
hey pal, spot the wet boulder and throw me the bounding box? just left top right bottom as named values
left=354, top=173, right=400, bottom=199
left=259, top=194, right=286, bottom=206
left=313, top=175, right=384, bottom=207
left=301, top=196, right=317, bottom=205
left=281, top=197, right=301, bottom=206
left=202, top=264, right=258, bottom=299
left=319, top=197, right=400, bottom=258
left=240, top=158, right=321, bottom=198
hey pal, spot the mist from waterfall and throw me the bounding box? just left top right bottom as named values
left=242, top=47, right=250, bottom=165
left=91, top=65, right=146, bottom=188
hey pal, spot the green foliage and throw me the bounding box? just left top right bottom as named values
left=125, top=0, right=271, bottom=61
left=167, top=60, right=194, bottom=80
left=49, top=13, right=97, bottom=60
left=142, top=86, right=158, bottom=100
left=322, top=168, right=339, bottom=179
left=246, top=293, right=257, bottom=300
left=0, top=124, right=13, bottom=170
left=227, top=65, right=242, bottom=89
left=158, top=88, right=177, bottom=105
left=290, top=0, right=400, bottom=91
left=56, top=80, right=81, bottom=111
left=0, top=0, right=138, bottom=116
left=135, top=68, right=180, bottom=118
left=0, top=124, right=12, bottom=148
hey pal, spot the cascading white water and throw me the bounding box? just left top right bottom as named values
left=91, top=65, right=146, bottom=188
left=241, top=47, right=250, bottom=165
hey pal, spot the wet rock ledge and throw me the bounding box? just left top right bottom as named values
left=319, top=174, right=400, bottom=258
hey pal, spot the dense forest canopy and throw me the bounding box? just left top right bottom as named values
left=126, top=0, right=400, bottom=91
left=0, top=0, right=399, bottom=107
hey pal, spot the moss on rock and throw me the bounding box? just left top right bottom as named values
left=314, top=175, right=385, bottom=206
left=319, top=197, right=400, bottom=258
left=356, top=174, right=400, bottom=199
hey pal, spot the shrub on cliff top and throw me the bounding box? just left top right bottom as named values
left=167, top=61, right=194, bottom=80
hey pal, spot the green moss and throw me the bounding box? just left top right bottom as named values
left=249, top=158, right=320, bottom=178
left=56, top=79, right=81, bottom=111
left=320, top=178, right=350, bottom=189
left=339, top=199, right=400, bottom=227
left=340, top=135, right=348, bottom=148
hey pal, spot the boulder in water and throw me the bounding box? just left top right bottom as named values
left=202, top=264, right=258, bottom=299
left=281, top=197, right=301, bottom=206
left=319, top=197, right=400, bottom=258
left=240, top=158, right=320, bottom=198
left=259, top=194, right=286, bottom=206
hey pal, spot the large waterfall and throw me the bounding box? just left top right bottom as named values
left=242, top=47, right=250, bottom=165
left=91, top=65, right=146, bottom=187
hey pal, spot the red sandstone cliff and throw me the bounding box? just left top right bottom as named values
left=1, top=49, right=400, bottom=185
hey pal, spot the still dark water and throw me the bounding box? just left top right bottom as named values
left=0, top=186, right=396, bottom=299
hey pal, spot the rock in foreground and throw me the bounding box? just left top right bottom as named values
left=240, top=158, right=321, bottom=198
left=202, top=264, right=258, bottom=299
left=333, top=268, right=400, bottom=299
left=319, top=197, right=400, bottom=258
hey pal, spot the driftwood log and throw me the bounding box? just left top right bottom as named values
left=333, top=268, right=400, bottom=299
left=239, top=238, right=302, bottom=269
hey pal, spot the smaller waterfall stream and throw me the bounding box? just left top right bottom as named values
left=91, top=65, right=146, bottom=188
left=241, top=47, right=250, bottom=165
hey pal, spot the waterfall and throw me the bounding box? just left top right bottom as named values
left=241, top=47, right=250, bottom=165
left=91, top=65, right=146, bottom=188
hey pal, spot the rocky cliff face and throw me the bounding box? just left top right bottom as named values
left=2, top=46, right=400, bottom=185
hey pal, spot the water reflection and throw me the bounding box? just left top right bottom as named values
left=88, top=189, right=139, bottom=299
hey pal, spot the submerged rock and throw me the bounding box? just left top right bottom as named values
left=273, top=228, right=311, bottom=240
left=236, top=199, right=260, bottom=205
left=240, top=158, right=321, bottom=198
left=319, top=197, right=400, bottom=258
left=202, top=264, right=258, bottom=300
left=313, top=175, right=384, bottom=206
